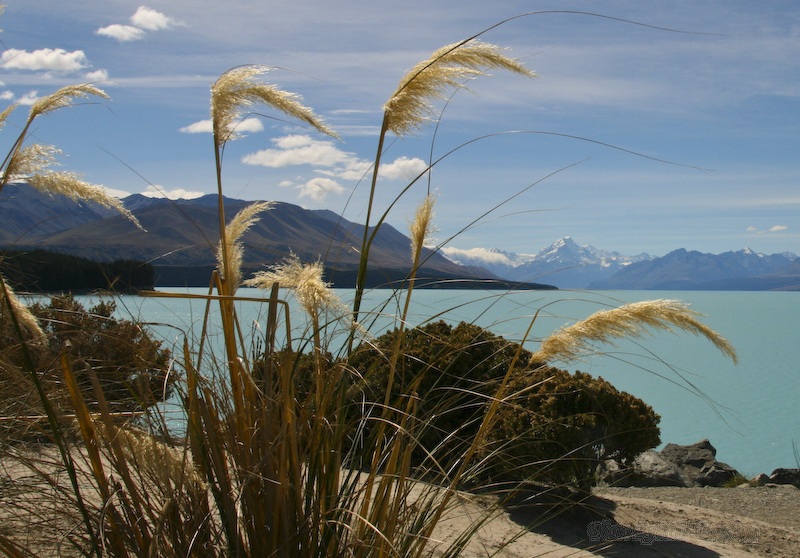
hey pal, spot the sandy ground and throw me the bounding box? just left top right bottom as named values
left=3, top=446, right=799, bottom=557
left=440, top=484, right=800, bottom=557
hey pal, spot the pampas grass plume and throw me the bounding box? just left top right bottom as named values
left=0, top=275, right=45, bottom=342
left=245, top=254, right=347, bottom=319
left=216, top=201, right=274, bottom=290
left=531, top=299, right=738, bottom=364
left=28, top=84, right=109, bottom=120
left=7, top=144, right=142, bottom=229
left=410, top=194, right=436, bottom=260
left=211, top=65, right=338, bottom=145
left=384, top=40, right=535, bottom=135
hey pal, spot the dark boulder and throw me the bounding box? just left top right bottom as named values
left=768, top=468, right=800, bottom=487
left=598, top=439, right=741, bottom=488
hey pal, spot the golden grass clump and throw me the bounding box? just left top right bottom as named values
left=531, top=299, right=738, bottom=364
left=384, top=40, right=535, bottom=136
left=216, top=201, right=274, bottom=291
left=211, top=65, right=338, bottom=145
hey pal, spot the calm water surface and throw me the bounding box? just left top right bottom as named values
left=81, top=287, right=800, bottom=476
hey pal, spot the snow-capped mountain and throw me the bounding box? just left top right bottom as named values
left=588, top=247, right=799, bottom=290
left=442, top=237, right=652, bottom=289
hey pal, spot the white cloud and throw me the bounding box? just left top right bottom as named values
left=229, top=117, right=264, bottom=134
left=179, top=119, right=213, bottom=134
left=242, top=135, right=355, bottom=168
left=441, top=246, right=512, bottom=266
left=0, top=48, right=88, bottom=72
left=131, top=6, right=177, bottom=31
left=96, top=24, right=146, bottom=42
left=97, top=6, right=179, bottom=42
left=0, top=91, right=13, bottom=101
left=746, top=225, right=789, bottom=234
left=85, top=69, right=111, bottom=83
left=243, top=134, right=423, bottom=186
left=379, top=156, right=428, bottom=181
left=296, top=177, right=346, bottom=202
left=179, top=117, right=263, bottom=135
left=141, top=185, right=204, bottom=199
left=17, top=91, right=39, bottom=106
left=101, top=186, right=134, bottom=198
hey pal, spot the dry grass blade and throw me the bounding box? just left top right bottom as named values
left=384, top=40, right=535, bottom=136
left=211, top=65, right=338, bottom=145
left=531, top=299, right=738, bottom=364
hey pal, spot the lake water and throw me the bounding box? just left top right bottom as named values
left=83, top=287, right=799, bottom=477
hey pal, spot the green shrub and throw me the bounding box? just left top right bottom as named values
left=349, top=320, right=660, bottom=489
left=1, top=294, right=174, bottom=414
left=348, top=321, right=524, bottom=470
left=489, top=366, right=661, bottom=490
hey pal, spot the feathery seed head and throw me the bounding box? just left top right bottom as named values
left=384, top=40, right=535, bottom=136
left=0, top=103, right=16, bottom=130
left=1, top=275, right=46, bottom=342
left=244, top=254, right=347, bottom=319
left=101, top=425, right=207, bottom=495
left=216, top=201, right=274, bottom=290
left=28, top=84, right=108, bottom=120
left=6, top=143, right=59, bottom=178
left=27, top=171, right=143, bottom=230
left=410, top=194, right=436, bottom=260
left=7, top=144, right=143, bottom=229
left=211, top=65, right=338, bottom=146
left=531, top=299, right=738, bottom=365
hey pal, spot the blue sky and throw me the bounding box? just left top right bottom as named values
left=1, top=0, right=798, bottom=257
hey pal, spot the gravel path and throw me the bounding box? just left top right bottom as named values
left=595, top=484, right=800, bottom=531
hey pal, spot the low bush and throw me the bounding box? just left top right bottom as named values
left=489, top=366, right=661, bottom=490
left=349, top=320, right=661, bottom=488
left=0, top=294, right=174, bottom=420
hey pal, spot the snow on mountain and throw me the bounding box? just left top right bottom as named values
left=442, top=237, right=652, bottom=289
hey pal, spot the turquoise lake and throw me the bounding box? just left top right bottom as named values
left=83, top=287, right=800, bottom=477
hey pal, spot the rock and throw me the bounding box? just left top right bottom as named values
left=597, top=439, right=743, bottom=488
left=752, top=473, right=770, bottom=486
left=769, top=468, right=800, bottom=486
left=597, top=450, right=687, bottom=487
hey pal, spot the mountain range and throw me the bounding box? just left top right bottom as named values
left=2, top=184, right=798, bottom=291
left=442, top=238, right=800, bottom=291
left=0, top=183, right=550, bottom=290
left=441, top=237, right=652, bottom=289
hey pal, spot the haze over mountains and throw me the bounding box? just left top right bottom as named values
left=2, top=184, right=798, bottom=291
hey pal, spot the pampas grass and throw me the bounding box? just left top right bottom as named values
left=531, top=299, right=738, bottom=364
left=352, top=39, right=535, bottom=325
left=216, top=201, right=274, bottom=292
left=211, top=65, right=338, bottom=146
left=0, top=275, right=44, bottom=342
left=385, top=40, right=535, bottom=136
